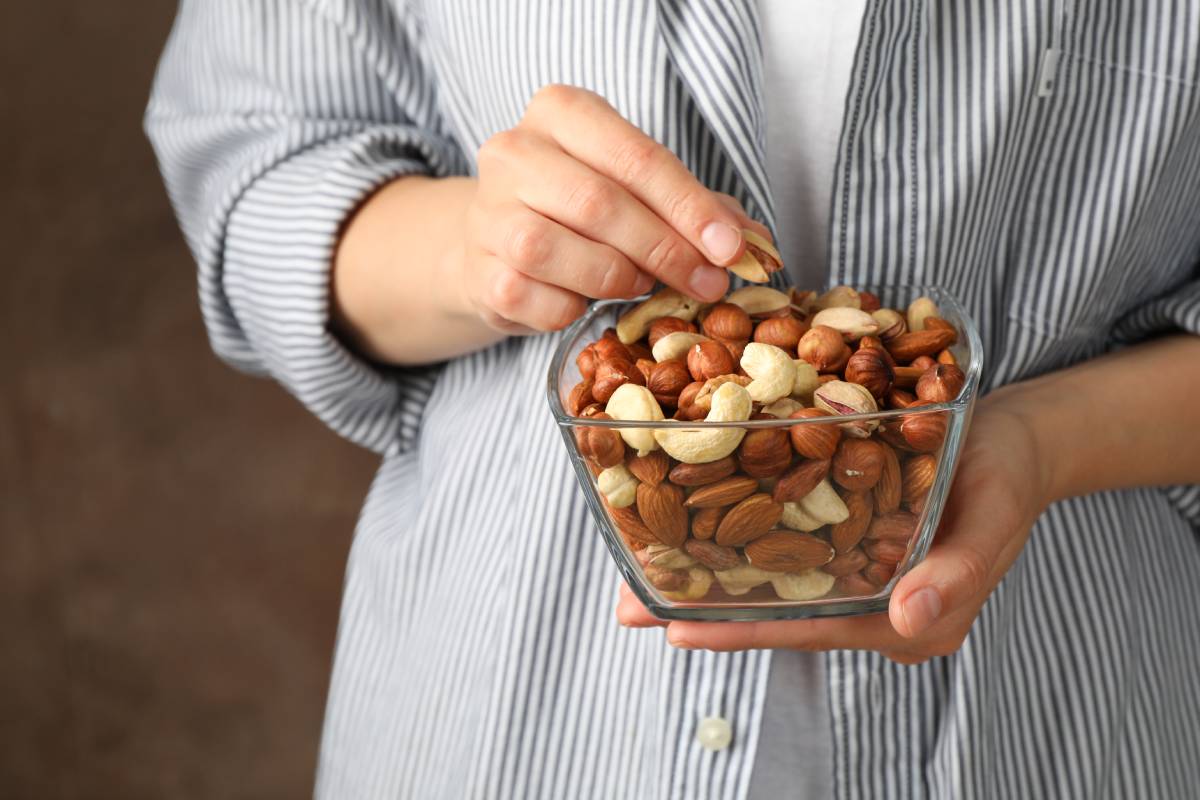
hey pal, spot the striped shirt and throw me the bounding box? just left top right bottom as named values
left=145, top=1, right=1200, bottom=798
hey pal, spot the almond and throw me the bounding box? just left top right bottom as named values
left=873, top=443, right=902, bottom=514
left=858, top=291, right=882, bottom=312
left=636, top=482, right=688, bottom=547
left=737, top=427, right=793, bottom=478
left=607, top=502, right=657, bottom=546
left=885, top=387, right=917, bottom=409
left=892, top=365, right=923, bottom=389
left=937, top=348, right=958, bottom=366
left=902, top=454, right=937, bottom=504
left=772, top=458, right=831, bottom=503
left=866, top=511, right=918, bottom=542
left=684, top=540, right=742, bottom=571
left=831, top=438, right=885, bottom=491
left=628, top=450, right=669, bottom=486
left=684, top=475, right=759, bottom=508
left=885, top=329, right=956, bottom=362
left=834, top=572, right=879, bottom=596
left=863, top=560, right=897, bottom=586
left=787, top=408, right=841, bottom=459
left=744, top=531, right=835, bottom=572
left=715, top=494, right=784, bottom=546
left=830, top=490, right=872, bottom=552
left=864, top=538, right=908, bottom=566
left=822, top=547, right=869, bottom=577
left=691, top=506, right=727, bottom=540
left=923, top=316, right=959, bottom=343
left=669, top=456, right=738, bottom=487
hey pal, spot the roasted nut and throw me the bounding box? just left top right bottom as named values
left=753, top=316, right=806, bottom=352
left=902, top=454, right=937, bottom=504
left=660, top=567, right=715, bottom=601
left=790, top=288, right=817, bottom=315
left=687, top=340, right=736, bottom=381
left=628, top=341, right=653, bottom=363
left=604, top=383, right=665, bottom=455
left=858, top=291, right=881, bottom=312
left=692, top=374, right=752, bottom=412
left=737, top=427, right=793, bottom=478
left=675, top=380, right=707, bottom=420
left=593, top=358, right=645, bottom=403
left=635, top=358, right=656, bottom=383
left=886, top=329, right=956, bottom=362
left=867, top=510, right=918, bottom=541
left=616, top=288, right=704, bottom=344
left=915, top=363, right=966, bottom=403
left=761, top=397, right=804, bottom=419
left=844, top=347, right=894, bottom=399
left=899, top=404, right=947, bottom=452
left=568, top=379, right=595, bottom=416
left=813, top=285, right=861, bottom=310
left=576, top=412, right=625, bottom=468
left=714, top=561, right=781, bottom=595
left=654, top=382, right=752, bottom=464
left=648, top=317, right=698, bottom=348
left=906, top=296, right=939, bottom=332
left=645, top=564, right=689, bottom=591
left=684, top=540, right=742, bottom=571
left=608, top=502, right=657, bottom=546
left=647, top=359, right=692, bottom=406
left=834, top=572, right=880, bottom=596
left=810, top=307, right=879, bottom=341
left=771, top=569, right=837, bottom=601
left=628, top=450, right=669, bottom=486
left=886, top=387, right=917, bottom=409
left=772, top=458, right=831, bottom=503
left=577, top=346, right=597, bottom=380
left=636, top=482, right=688, bottom=547
left=797, top=325, right=851, bottom=371
left=871, top=308, right=907, bottom=340
left=670, top=457, right=738, bottom=487
left=864, top=538, right=908, bottom=566
left=830, top=490, right=873, bottom=552
left=874, top=443, right=902, bottom=514
left=745, top=531, right=835, bottom=572
left=652, top=331, right=709, bottom=362
left=740, top=342, right=798, bottom=403
left=822, top=547, right=869, bottom=577
left=597, top=463, right=639, bottom=508
left=910, top=355, right=937, bottom=371
left=691, top=506, right=727, bottom=540
left=892, top=366, right=923, bottom=389
left=729, top=229, right=783, bottom=283
left=725, top=285, right=791, bottom=316
left=702, top=303, right=753, bottom=341
left=715, top=493, right=784, bottom=546
left=831, top=438, right=885, bottom=491
left=923, top=316, right=958, bottom=344
left=863, top=560, right=897, bottom=586
left=594, top=335, right=633, bottom=364
left=813, top=380, right=880, bottom=438
left=937, top=348, right=958, bottom=366
left=788, top=408, right=841, bottom=459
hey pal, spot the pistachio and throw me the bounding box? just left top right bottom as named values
left=810, top=307, right=880, bottom=341
left=813, top=380, right=880, bottom=438
left=728, top=230, right=784, bottom=283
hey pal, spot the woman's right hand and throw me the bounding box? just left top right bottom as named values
left=458, top=84, right=765, bottom=334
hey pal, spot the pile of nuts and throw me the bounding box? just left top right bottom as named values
left=568, top=278, right=966, bottom=604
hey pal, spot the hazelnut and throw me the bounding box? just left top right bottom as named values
left=937, top=348, right=958, bottom=366
left=702, top=303, right=753, bottom=341
left=832, top=438, right=885, bottom=491
left=787, top=408, right=841, bottom=459
left=910, top=355, right=937, bottom=371
left=902, top=454, right=938, bottom=504
left=718, top=337, right=748, bottom=364
left=576, top=345, right=597, bottom=380
left=647, top=359, right=691, bottom=407
left=797, top=325, right=851, bottom=372
left=675, top=380, right=706, bottom=420
left=575, top=412, right=625, bottom=468
left=592, top=358, right=645, bottom=403
left=899, top=403, right=947, bottom=452
left=753, top=316, right=807, bottom=353
left=567, top=379, right=595, bottom=416
left=915, top=363, right=966, bottom=403
left=635, top=357, right=656, bottom=383
left=628, top=341, right=653, bottom=362
left=687, top=340, right=735, bottom=381
left=593, top=336, right=632, bottom=364
left=863, top=560, right=898, bottom=585
left=844, top=347, right=894, bottom=399
left=647, top=317, right=697, bottom=347
left=692, top=374, right=752, bottom=411
left=886, top=387, right=916, bottom=409
left=737, top=428, right=793, bottom=478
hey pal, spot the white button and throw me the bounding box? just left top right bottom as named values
left=696, top=716, right=733, bottom=751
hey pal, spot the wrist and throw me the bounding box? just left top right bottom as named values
left=982, top=377, right=1074, bottom=507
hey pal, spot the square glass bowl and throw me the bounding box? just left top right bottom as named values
left=546, top=286, right=982, bottom=621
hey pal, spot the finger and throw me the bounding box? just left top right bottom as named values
left=469, top=256, right=589, bottom=333
left=476, top=203, right=654, bottom=299
left=615, top=584, right=667, bottom=628
left=889, top=467, right=1020, bottom=639
left=523, top=85, right=748, bottom=267
left=713, top=193, right=772, bottom=242
left=663, top=612, right=902, bottom=653
left=484, top=130, right=728, bottom=300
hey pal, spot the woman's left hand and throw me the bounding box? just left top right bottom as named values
left=616, top=390, right=1053, bottom=664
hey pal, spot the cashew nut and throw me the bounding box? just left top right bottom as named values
left=740, top=342, right=797, bottom=404
left=724, top=285, right=790, bottom=316
left=780, top=479, right=849, bottom=531
left=761, top=397, right=804, bottom=419
left=653, top=382, right=752, bottom=463
left=771, top=570, right=836, bottom=601
left=714, top=562, right=781, bottom=595
left=791, top=360, right=820, bottom=402
left=661, top=567, right=714, bottom=601
left=780, top=501, right=825, bottom=532
left=616, top=288, right=704, bottom=344
left=604, top=383, right=665, bottom=455
left=596, top=464, right=638, bottom=508
left=651, top=331, right=709, bottom=362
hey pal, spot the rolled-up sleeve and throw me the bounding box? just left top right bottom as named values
left=1113, top=269, right=1200, bottom=528
left=144, top=0, right=467, bottom=455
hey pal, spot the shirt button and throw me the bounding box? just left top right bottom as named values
left=696, top=716, right=733, bottom=751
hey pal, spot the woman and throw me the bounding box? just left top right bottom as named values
left=147, top=1, right=1200, bottom=797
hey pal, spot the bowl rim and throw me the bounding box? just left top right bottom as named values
left=545, top=284, right=984, bottom=428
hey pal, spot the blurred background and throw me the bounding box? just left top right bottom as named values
left=1, top=3, right=378, bottom=797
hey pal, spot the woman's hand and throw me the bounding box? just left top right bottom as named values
left=459, top=84, right=764, bottom=334
left=616, top=391, right=1053, bottom=664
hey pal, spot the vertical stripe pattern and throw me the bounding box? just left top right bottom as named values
left=145, top=0, right=1200, bottom=798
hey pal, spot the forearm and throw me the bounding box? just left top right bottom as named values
left=996, top=334, right=1200, bottom=504
left=332, top=175, right=500, bottom=365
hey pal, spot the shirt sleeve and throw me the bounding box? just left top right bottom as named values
left=144, top=0, right=468, bottom=455
left=1112, top=269, right=1200, bottom=528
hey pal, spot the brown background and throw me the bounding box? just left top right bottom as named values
left=1, top=3, right=377, bottom=797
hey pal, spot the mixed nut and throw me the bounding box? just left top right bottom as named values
left=568, top=279, right=966, bottom=604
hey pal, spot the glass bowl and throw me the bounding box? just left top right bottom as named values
left=546, top=286, right=982, bottom=621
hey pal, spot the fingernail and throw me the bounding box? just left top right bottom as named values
left=687, top=265, right=728, bottom=301
left=633, top=272, right=655, bottom=295
left=700, top=221, right=742, bottom=263
left=902, top=587, right=943, bottom=637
